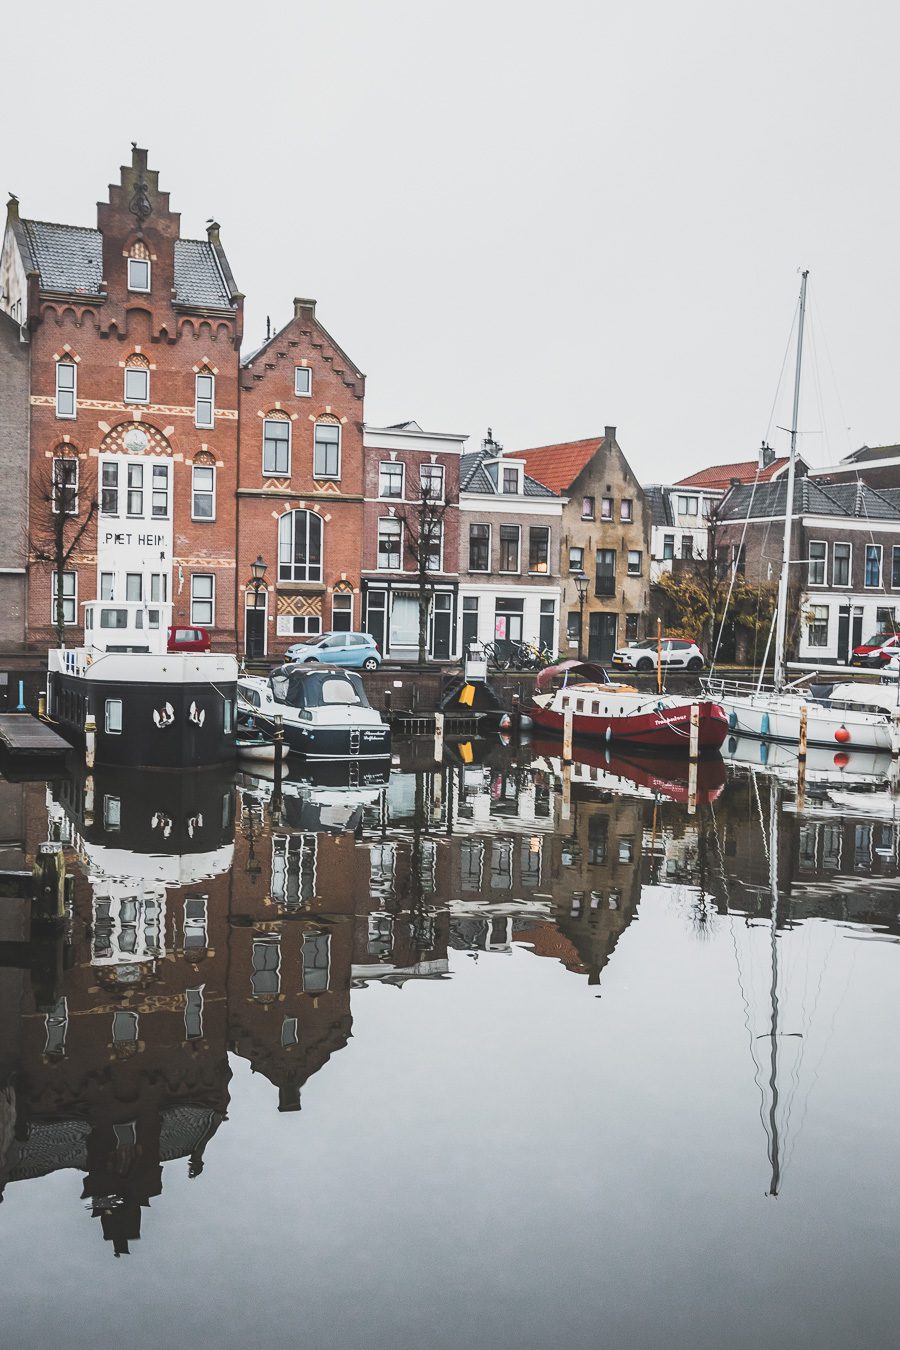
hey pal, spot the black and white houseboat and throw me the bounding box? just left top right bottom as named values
left=48, top=601, right=238, bottom=769
left=237, top=663, right=391, bottom=760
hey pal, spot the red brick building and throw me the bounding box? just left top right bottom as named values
left=0, top=146, right=243, bottom=652
left=237, top=300, right=365, bottom=658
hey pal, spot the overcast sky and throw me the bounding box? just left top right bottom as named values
left=6, top=1, right=898, bottom=481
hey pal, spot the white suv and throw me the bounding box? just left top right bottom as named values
left=611, top=637, right=705, bottom=673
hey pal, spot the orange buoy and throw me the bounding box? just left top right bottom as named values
left=835, top=725, right=851, bottom=744
left=833, top=751, right=849, bottom=768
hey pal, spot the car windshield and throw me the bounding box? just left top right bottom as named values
left=863, top=634, right=898, bottom=646
left=629, top=639, right=659, bottom=649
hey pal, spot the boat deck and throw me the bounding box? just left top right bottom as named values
left=0, top=714, right=71, bottom=759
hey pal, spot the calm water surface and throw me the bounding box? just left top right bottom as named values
left=1, top=739, right=898, bottom=1349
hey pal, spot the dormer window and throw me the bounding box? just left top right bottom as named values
left=502, top=466, right=520, bottom=494
left=128, top=257, right=151, bottom=292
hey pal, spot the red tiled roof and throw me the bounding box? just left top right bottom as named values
left=513, top=436, right=605, bottom=494
left=674, top=458, right=790, bottom=490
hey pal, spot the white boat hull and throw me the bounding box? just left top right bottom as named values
left=720, top=691, right=894, bottom=752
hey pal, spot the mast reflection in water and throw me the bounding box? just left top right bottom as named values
left=0, top=740, right=899, bottom=1349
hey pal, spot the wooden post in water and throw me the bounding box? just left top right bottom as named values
left=687, top=758, right=698, bottom=816
left=797, top=702, right=808, bottom=809
left=38, top=691, right=46, bottom=718
left=384, top=689, right=392, bottom=721
left=563, top=708, right=573, bottom=762
left=271, top=715, right=284, bottom=823
left=657, top=618, right=663, bottom=694
left=84, top=713, right=96, bottom=769
left=689, top=702, right=700, bottom=760
left=31, top=842, right=66, bottom=930
left=891, top=709, right=900, bottom=759
left=511, top=692, right=521, bottom=743
left=561, top=761, right=572, bottom=821
left=434, top=711, right=444, bottom=762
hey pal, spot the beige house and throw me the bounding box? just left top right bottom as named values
left=516, top=427, right=649, bottom=660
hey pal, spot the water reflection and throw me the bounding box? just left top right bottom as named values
left=1, top=739, right=899, bottom=1311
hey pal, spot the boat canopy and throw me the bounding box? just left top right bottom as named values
left=534, top=660, right=613, bottom=694
left=269, top=664, right=371, bottom=711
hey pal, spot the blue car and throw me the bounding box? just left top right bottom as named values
left=283, top=630, right=382, bottom=670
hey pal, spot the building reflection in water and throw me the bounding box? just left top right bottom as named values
left=1, top=739, right=899, bottom=1251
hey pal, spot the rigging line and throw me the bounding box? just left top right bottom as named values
left=781, top=918, right=843, bottom=1181
left=809, top=291, right=854, bottom=460
left=806, top=310, right=831, bottom=468
left=765, top=295, right=802, bottom=446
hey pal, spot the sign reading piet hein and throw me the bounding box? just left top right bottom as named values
left=102, top=531, right=166, bottom=548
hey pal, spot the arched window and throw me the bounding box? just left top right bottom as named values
left=124, top=353, right=150, bottom=404
left=279, top=509, right=323, bottom=582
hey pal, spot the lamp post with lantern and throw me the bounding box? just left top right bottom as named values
left=574, top=571, right=589, bottom=661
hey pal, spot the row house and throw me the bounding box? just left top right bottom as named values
left=517, top=428, right=649, bottom=661
left=459, top=430, right=562, bottom=654
left=0, top=147, right=243, bottom=653
left=717, top=477, right=900, bottom=663
left=361, top=420, right=465, bottom=659
left=237, top=298, right=365, bottom=658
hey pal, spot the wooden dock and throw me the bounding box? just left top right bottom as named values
left=0, top=714, right=71, bottom=760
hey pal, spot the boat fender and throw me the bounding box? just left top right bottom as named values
left=835, top=724, right=850, bottom=744
left=834, top=751, right=849, bottom=768
left=605, top=726, right=612, bottom=743
left=760, top=741, right=769, bottom=765
left=760, top=713, right=770, bottom=737
left=727, top=711, right=737, bottom=730
left=727, top=735, right=737, bottom=754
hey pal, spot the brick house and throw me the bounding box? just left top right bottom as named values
left=0, top=308, right=29, bottom=651
left=717, top=477, right=900, bottom=663
left=0, top=147, right=243, bottom=653
left=361, top=420, right=464, bottom=660
left=458, top=430, right=562, bottom=655
left=516, top=428, right=649, bottom=661
left=237, top=298, right=365, bottom=658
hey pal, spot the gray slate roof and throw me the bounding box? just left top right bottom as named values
left=460, top=450, right=557, bottom=498
left=20, top=219, right=234, bottom=309
left=720, top=477, right=900, bottom=522
left=643, top=484, right=675, bottom=528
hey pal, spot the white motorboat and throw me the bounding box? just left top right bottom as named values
left=237, top=664, right=391, bottom=761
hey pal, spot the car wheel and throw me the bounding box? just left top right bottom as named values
left=688, top=656, right=703, bottom=671
left=363, top=657, right=378, bottom=671
left=304, top=657, right=318, bottom=663
left=637, top=657, right=654, bottom=671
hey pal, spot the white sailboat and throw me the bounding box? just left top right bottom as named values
left=708, top=271, right=900, bottom=753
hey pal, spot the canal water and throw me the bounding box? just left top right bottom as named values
left=0, top=738, right=898, bottom=1349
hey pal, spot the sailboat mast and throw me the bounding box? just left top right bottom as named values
left=773, top=269, right=810, bottom=690
left=767, top=778, right=781, bottom=1197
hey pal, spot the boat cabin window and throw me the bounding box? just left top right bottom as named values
left=238, top=683, right=261, bottom=707
left=321, top=677, right=361, bottom=706
left=268, top=667, right=370, bottom=711
left=99, top=608, right=130, bottom=629
left=105, top=698, right=123, bottom=734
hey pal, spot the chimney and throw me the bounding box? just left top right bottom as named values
left=730, top=477, right=741, bottom=489
left=206, top=220, right=221, bottom=245
left=293, top=297, right=316, bottom=320
left=759, top=440, right=776, bottom=469
left=6, top=193, right=19, bottom=223
left=605, top=425, right=617, bottom=443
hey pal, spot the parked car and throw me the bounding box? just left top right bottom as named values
left=611, top=637, right=705, bottom=672
left=850, top=633, right=900, bottom=667
left=284, top=631, right=381, bottom=671
left=167, top=626, right=211, bottom=653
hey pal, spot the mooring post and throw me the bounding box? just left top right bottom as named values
left=561, top=761, right=572, bottom=821
left=384, top=689, right=392, bottom=721
left=891, top=709, right=900, bottom=759
left=434, top=711, right=444, bottom=762
left=84, top=712, right=96, bottom=768
left=689, top=702, right=700, bottom=760
left=511, top=692, right=521, bottom=744
left=271, top=715, right=284, bottom=822
left=38, top=690, right=47, bottom=718
left=16, top=679, right=26, bottom=711
left=563, top=708, right=573, bottom=763
left=31, top=842, right=66, bottom=931
left=798, top=703, right=808, bottom=760
left=84, top=774, right=95, bottom=827
left=687, top=758, right=698, bottom=816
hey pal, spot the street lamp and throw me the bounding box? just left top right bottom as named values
left=574, top=571, right=589, bottom=660
left=246, top=556, right=267, bottom=660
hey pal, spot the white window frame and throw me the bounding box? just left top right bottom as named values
left=263, top=418, right=291, bottom=476
left=469, top=522, right=491, bottom=573
left=190, top=573, right=215, bottom=626
left=124, top=365, right=149, bottom=404
left=101, top=461, right=119, bottom=515
left=568, top=545, right=584, bottom=572
left=678, top=495, right=699, bottom=515
left=424, top=519, right=443, bottom=573
left=313, top=422, right=341, bottom=480
left=194, top=372, right=215, bottom=429
left=379, top=461, right=405, bottom=499
left=377, top=517, right=403, bottom=571
left=528, top=526, right=550, bottom=574
left=498, top=524, right=521, bottom=574
left=501, top=465, right=521, bottom=495
left=51, top=457, right=78, bottom=515
left=100, top=572, right=114, bottom=601
left=126, top=462, right=144, bottom=516
left=331, top=590, right=353, bottom=630
left=105, top=698, right=123, bottom=734
left=808, top=539, right=827, bottom=587
left=620, top=498, right=633, bottom=522
left=865, top=544, right=883, bottom=589
left=807, top=604, right=829, bottom=648
left=294, top=366, right=312, bottom=397
left=52, top=571, right=77, bottom=626
left=892, top=546, right=900, bottom=590
left=127, top=257, right=151, bottom=292
left=600, top=496, right=614, bottom=520
left=627, top=549, right=642, bottom=576
left=278, top=509, right=323, bottom=583
left=151, top=463, right=169, bottom=519
left=55, top=361, right=76, bottom=419
left=192, top=464, right=216, bottom=521
left=420, top=463, right=445, bottom=501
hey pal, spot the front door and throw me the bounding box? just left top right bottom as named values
left=245, top=599, right=267, bottom=658
left=588, top=612, right=618, bottom=662
left=837, top=607, right=850, bottom=664
left=852, top=607, right=864, bottom=650
left=431, top=593, right=452, bottom=659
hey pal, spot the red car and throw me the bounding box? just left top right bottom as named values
left=167, top=626, right=212, bottom=653
left=850, top=632, right=900, bottom=667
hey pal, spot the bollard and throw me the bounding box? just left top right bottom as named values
left=798, top=703, right=808, bottom=761
left=38, top=691, right=47, bottom=719
left=689, top=703, right=700, bottom=760
left=687, top=758, right=698, bottom=816
left=384, top=689, right=392, bottom=720
left=31, top=842, right=66, bottom=930
left=84, top=713, right=96, bottom=769
left=511, top=692, right=521, bottom=744
left=271, top=715, right=285, bottom=822
left=16, top=679, right=26, bottom=711
left=434, top=711, right=444, bottom=762
left=563, top=708, right=574, bottom=763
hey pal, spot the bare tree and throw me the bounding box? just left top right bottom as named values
left=29, top=456, right=98, bottom=646
left=395, top=480, right=453, bottom=665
